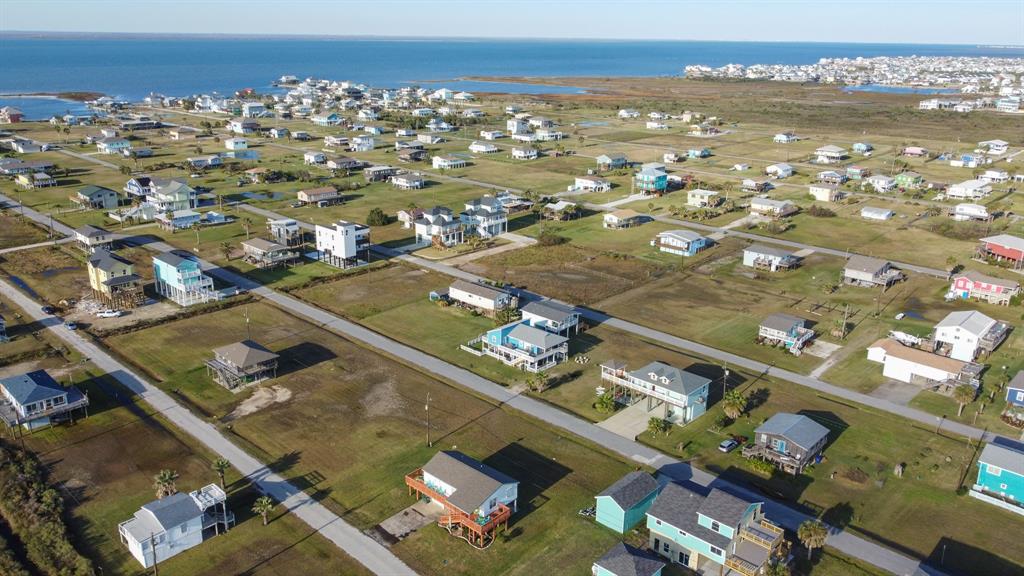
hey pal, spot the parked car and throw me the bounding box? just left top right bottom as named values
left=41, top=305, right=56, bottom=314
left=64, top=321, right=78, bottom=330
left=718, top=439, right=740, bottom=453
left=96, top=310, right=123, bottom=318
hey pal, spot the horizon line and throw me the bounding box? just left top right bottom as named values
left=2, top=29, right=1021, bottom=48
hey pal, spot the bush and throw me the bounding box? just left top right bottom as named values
left=746, top=457, right=776, bottom=476
left=537, top=231, right=569, bottom=246
left=366, top=207, right=390, bottom=226
left=807, top=205, right=836, bottom=217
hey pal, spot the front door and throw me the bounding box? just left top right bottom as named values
left=678, top=550, right=690, bottom=566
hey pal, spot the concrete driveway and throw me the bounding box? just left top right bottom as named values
left=597, top=400, right=661, bottom=440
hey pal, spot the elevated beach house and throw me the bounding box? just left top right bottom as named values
left=404, top=451, right=518, bottom=548
left=593, top=542, right=666, bottom=576
left=315, top=220, right=370, bottom=268
left=206, top=340, right=279, bottom=390
left=74, top=224, right=115, bottom=253
left=978, top=234, right=1024, bottom=269
left=73, top=184, right=119, bottom=210
left=600, top=361, right=710, bottom=426
left=119, top=484, right=233, bottom=568
left=947, top=270, right=1019, bottom=306
left=604, top=209, right=644, bottom=229
left=647, top=483, right=784, bottom=574
left=241, top=238, right=299, bottom=269
left=758, top=313, right=814, bottom=355
left=520, top=299, right=580, bottom=336
left=932, top=310, right=1008, bottom=362
left=152, top=253, right=219, bottom=306
left=843, top=255, right=903, bottom=288
left=969, top=443, right=1024, bottom=516
left=743, top=245, right=799, bottom=272
left=0, top=370, right=89, bottom=431
left=742, top=412, right=829, bottom=474
left=415, top=206, right=464, bottom=247
left=461, top=196, right=508, bottom=238
left=866, top=338, right=982, bottom=393
left=447, top=280, right=517, bottom=317
left=652, top=230, right=711, bottom=257
left=479, top=319, right=570, bottom=372
left=88, top=249, right=145, bottom=309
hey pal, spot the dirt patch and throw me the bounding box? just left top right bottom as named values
left=360, top=378, right=407, bottom=418
left=0, top=358, right=74, bottom=379
left=840, top=466, right=870, bottom=485
left=224, top=385, right=292, bottom=421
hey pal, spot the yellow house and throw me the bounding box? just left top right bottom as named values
left=87, top=249, right=144, bottom=309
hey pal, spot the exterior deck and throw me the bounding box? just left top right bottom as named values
left=742, top=443, right=806, bottom=474
left=404, top=469, right=511, bottom=548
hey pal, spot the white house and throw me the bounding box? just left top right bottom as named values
left=512, top=147, right=538, bottom=160
left=618, top=109, right=640, bottom=119
left=224, top=138, right=247, bottom=151
left=447, top=280, right=516, bottom=315
left=952, top=203, right=990, bottom=221
left=765, top=163, right=794, bottom=178
left=461, top=196, right=508, bottom=238
left=948, top=179, right=993, bottom=200
left=865, top=174, right=896, bottom=193
left=414, top=206, right=463, bottom=246
left=391, top=173, right=425, bottom=190
left=773, top=132, right=798, bottom=144
left=861, top=206, right=894, bottom=221
left=978, top=139, right=1009, bottom=155
left=469, top=141, right=499, bottom=154
left=809, top=184, right=842, bottom=202
left=743, top=244, right=799, bottom=271
left=933, top=310, right=1009, bottom=362
left=118, top=484, right=232, bottom=569
left=350, top=135, right=374, bottom=152
left=867, top=338, right=980, bottom=388
left=228, top=118, right=258, bottom=134
left=507, top=119, right=530, bottom=134
left=569, top=176, right=611, bottom=193
left=815, top=145, right=846, bottom=164
left=315, top=220, right=370, bottom=268
left=686, top=189, right=719, bottom=207
left=982, top=170, right=1010, bottom=183
left=750, top=198, right=798, bottom=218
left=433, top=155, right=467, bottom=170
left=304, top=151, right=326, bottom=165
left=480, top=130, right=504, bottom=140
left=646, top=121, right=669, bottom=130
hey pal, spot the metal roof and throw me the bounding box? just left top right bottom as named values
left=521, top=299, right=576, bottom=324
left=212, top=340, right=279, bottom=369
left=507, top=323, right=568, bottom=350
left=935, top=310, right=997, bottom=337
left=628, top=361, right=711, bottom=396
left=594, top=542, right=665, bottom=576
left=978, top=443, right=1024, bottom=476
left=0, top=370, right=72, bottom=406
left=139, top=492, right=202, bottom=532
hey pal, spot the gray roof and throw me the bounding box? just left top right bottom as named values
left=0, top=370, right=72, bottom=406
left=745, top=244, right=794, bottom=259
left=647, top=483, right=731, bottom=550
left=507, top=323, right=568, bottom=350
left=521, top=299, right=577, bottom=324
left=979, top=443, right=1024, bottom=476
left=1008, top=371, right=1024, bottom=390
left=761, top=313, right=806, bottom=333
left=422, top=451, right=517, bottom=514
left=755, top=413, right=829, bottom=450
left=139, top=492, right=202, bottom=532
left=241, top=238, right=287, bottom=253
left=594, top=542, right=665, bottom=576
left=153, top=252, right=194, bottom=268
left=597, top=471, right=660, bottom=511
left=88, top=249, right=132, bottom=273
left=78, top=185, right=116, bottom=199
left=212, top=340, right=279, bottom=368
left=629, top=362, right=711, bottom=396
left=845, top=254, right=890, bottom=274
left=935, top=310, right=996, bottom=337
left=450, top=280, right=508, bottom=302
left=75, top=224, right=110, bottom=238
left=698, top=488, right=753, bottom=527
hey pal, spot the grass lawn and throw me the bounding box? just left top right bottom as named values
left=104, top=298, right=635, bottom=575
left=636, top=372, right=1022, bottom=576
left=0, top=213, right=49, bottom=249
left=20, top=364, right=370, bottom=576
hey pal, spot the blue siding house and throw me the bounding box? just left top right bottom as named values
left=652, top=230, right=711, bottom=257
left=970, top=443, right=1024, bottom=516
left=687, top=148, right=711, bottom=159
left=1005, top=371, right=1024, bottom=408
left=595, top=471, right=661, bottom=533
left=479, top=320, right=569, bottom=373
left=646, top=483, right=784, bottom=573
left=593, top=542, right=664, bottom=576
left=635, top=167, right=668, bottom=195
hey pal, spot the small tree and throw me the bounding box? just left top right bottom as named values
left=219, top=241, right=233, bottom=262
left=594, top=393, right=616, bottom=414
left=366, top=207, right=389, bottom=226
left=212, top=458, right=231, bottom=490
left=797, top=519, right=828, bottom=561
left=953, top=384, right=976, bottom=417
left=252, top=495, right=275, bottom=526
left=722, top=390, right=747, bottom=420
left=647, top=417, right=670, bottom=438
left=153, top=469, right=179, bottom=499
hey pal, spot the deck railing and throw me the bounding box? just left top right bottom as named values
left=404, top=469, right=511, bottom=541
left=724, top=555, right=759, bottom=576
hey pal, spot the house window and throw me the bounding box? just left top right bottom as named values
left=1016, top=391, right=1024, bottom=402
left=678, top=528, right=687, bottom=537
left=663, top=542, right=670, bottom=553
left=1000, top=483, right=1008, bottom=490
left=180, top=524, right=187, bottom=534
left=711, top=521, right=720, bottom=533
left=655, top=519, right=662, bottom=525
left=989, top=465, right=1002, bottom=476
left=710, top=546, right=723, bottom=557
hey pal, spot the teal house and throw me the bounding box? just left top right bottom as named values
left=646, top=483, right=784, bottom=573
left=970, top=443, right=1024, bottom=516
left=634, top=167, right=668, bottom=195
left=687, top=148, right=711, bottom=159
left=596, top=471, right=661, bottom=533
left=593, top=542, right=664, bottom=576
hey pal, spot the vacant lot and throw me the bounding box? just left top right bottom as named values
left=20, top=365, right=369, bottom=576
left=0, top=244, right=90, bottom=307
left=106, top=300, right=634, bottom=575
left=0, top=213, right=48, bottom=249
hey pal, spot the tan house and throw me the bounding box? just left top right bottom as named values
left=603, top=209, right=644, bottom=229
left=240, top=238, right=299, bottom=269
left=205, top=340, right=279, bottom=390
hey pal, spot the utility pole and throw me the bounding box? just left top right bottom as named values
left=425, top=392, right=432, bottom=447
left=722, top=362, right=730, bottom=398
left=244, top=307, right=251, bottom=340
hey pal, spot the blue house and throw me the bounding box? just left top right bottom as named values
left=635, top=167, right=668, bottom=195
left=652, top=230, right=711, bottom=257
left=479, top=320, right=569, bottom=373
left=156, top=209, right=202, bottom=231
left=596, top=471, right=661, bottom=533
left=153, top=253, right=219, bottom=307
left=970, top=443, right=1024, bottom=516
left=1005, top=371, right=1024, bottom=409
left=853, top=142, right=873, bottom=154
left=0, top=370, right=89, bottom=430
left=646, top=483, right=784, bottom=573
left=600, top=361, right=710, bottom=426
left=687, top=148, right=711, bottom=159
left=593, top=542, right=665, bottom=576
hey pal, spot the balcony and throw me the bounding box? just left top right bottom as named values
left=600, top=367, right=688, bottom=409
left=725, top=555, right=760, bottom=576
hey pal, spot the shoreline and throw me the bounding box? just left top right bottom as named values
left=0, top=91, right=104, bottom=102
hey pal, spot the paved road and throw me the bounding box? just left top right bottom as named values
left=0, top=193, right=76, bottom=237
left=234, top=203, right=1005, bottom=445
left=0, top=279, right=415, bottom=575
left=0, top=237, right=73, bottom=254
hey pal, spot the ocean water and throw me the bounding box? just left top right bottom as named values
left=1, top=35, right=1018, bottom=117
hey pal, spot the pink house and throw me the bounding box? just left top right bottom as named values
left=949, top=270, right=1020, bottom=306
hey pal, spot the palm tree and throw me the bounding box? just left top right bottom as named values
left=953, top=384, right=976, bottom=417
left=252, top=495, right=275, bottom=526
left=594, top=393, right=616, bottom=414
left=242, top=217, right=253, bottom=240
left=722, top=390, right=747, bottom=420
left=797, top=519, right=828, bottom=561
left=212, top=458, right=230, bottom=490
left=647, top=417, right=670, bottom=438
left=220, top=241, right=233, bottom=262
left=153, top=469, right=179, bottom=499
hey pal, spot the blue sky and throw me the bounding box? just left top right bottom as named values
left=2, top=0, right=1022, bottom=45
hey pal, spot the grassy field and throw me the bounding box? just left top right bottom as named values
left=0, top=212, right=49, bottom=249
left=0, top=244, right=90, bottom=307
left=18, top=364, right=370, bottom=576
left=104, top=299, right=636, bottom=575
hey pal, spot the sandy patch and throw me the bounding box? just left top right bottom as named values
left=360, top=378, right=406, bottom=418
left=225, top=385, right=292, bottom=421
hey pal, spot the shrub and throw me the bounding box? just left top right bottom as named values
left=537, top=231, right=569, bottom=246
left=366, top=207, right=390, bottom=226
left=746, top=457, right=776, bottom=476
left=807, top=205, right=836, bottom=217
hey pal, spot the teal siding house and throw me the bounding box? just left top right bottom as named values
left=646, top=483, right=785, bottom=573
left=593, top=542, right=664, bottom=576
left=970, top=443, right=1024, bottom=516
left=634, top=167, right=668, bottom=195
left=595, top=471, right=661, bottom=533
